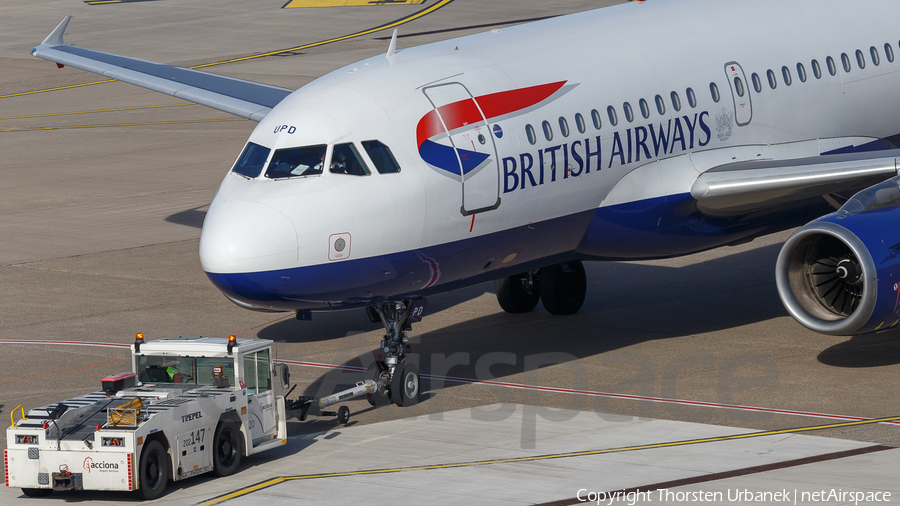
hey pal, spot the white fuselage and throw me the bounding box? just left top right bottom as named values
left=198, top=0, right=900, bottom=311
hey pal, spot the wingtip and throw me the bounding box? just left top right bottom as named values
left=41, top=16, right=72, bottom=47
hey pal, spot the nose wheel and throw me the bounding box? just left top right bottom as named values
left=366, top=300, right=423, bottom=407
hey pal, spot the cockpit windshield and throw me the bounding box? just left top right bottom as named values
left=231, top=142, right=270, bottom=178
left=265, top=145, right=328, bottom=179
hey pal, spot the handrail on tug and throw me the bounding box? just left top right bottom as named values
left=10, top=405, right=27, bottom=428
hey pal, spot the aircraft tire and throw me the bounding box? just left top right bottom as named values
left=495, top=273, right=540, bottom=313
left=539, top=261, right=586, bottom=315
left=391, top=361, right=420, bottom=407
left=366, top=362, right=392, bottom=407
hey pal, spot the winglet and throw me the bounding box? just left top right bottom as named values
left=41, top=16, right=72, bottom=47
left=385, top=28, right=398, bottom=66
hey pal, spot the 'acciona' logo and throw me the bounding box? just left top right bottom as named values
left=82, top=456, right=119, bottom=473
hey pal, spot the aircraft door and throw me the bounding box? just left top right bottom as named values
left=724, top=62, right=752, bottom=126
left=422, top=83, right=501, bottom=216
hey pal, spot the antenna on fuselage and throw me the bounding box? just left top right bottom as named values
left=386, top=28, right=398, bottom=66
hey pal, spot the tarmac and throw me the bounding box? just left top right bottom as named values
left=2, top=0, right=900, bottom=504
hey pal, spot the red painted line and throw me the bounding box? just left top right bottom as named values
left=4, top=339, right=897, bottom=427
left=469, top=215, right=475, bottom=233
left=0, top=339, right=130, bottom=348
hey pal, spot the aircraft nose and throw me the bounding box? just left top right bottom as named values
left=199, top=200, right=298, bottom=274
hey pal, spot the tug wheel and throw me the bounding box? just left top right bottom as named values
left=213, top=421, right=243, bottom=477
left=137, top=440, right=168, bottom=500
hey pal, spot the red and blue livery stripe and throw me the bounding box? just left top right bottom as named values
left=416, top=81, right=567, bottom=177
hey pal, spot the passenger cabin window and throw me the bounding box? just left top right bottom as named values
left=751, top=73, right=762, bottom=93
left=812, top=59, right=822, bottom=79
left=265, top=144, right=327, bottom=179
left=232, top=142, right=270, bottom=179
left=886, top=43, right=895, bottom=63
left=671, top=91, right=682, bottom=111
left=733, top=76, right=745, bottom=97
left=782, top=66, right=792, bottom=86
left=827, top=56, right=837, bottom=76
left=655, top=94, right=666, bottom=115
left=871, top=46, right=881, bottom=66
left=797, top=63, right=807, bottom=82
left=709, top=82, right=720, bottom=102
left=362, top=140, right=401, bottom=174
left=686, top=87, right=697, bottom=108
left=767, top=69, right=777, bottom=89
left=542, top=120, right=553, bottom=141
left=623, top=102, right=634, bottom=122
left=559, top=117, right=570, bottom=137
left=607, top=106, right=618, bottom=126
left=856, top=49, right=866, bottom=69
left=575, top=113, right=586, bottom=134
left=591, top=109, right=602, bottom=130
left=639, top=98, right=651, bottom=119
left=842, top=53, right=852, bottom=72
left=525, top=124, right=537, bottom=145
left=330, top=143, right=370, bottom=176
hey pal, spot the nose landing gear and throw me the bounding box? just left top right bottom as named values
left=365, top=300, right=423, bottom=407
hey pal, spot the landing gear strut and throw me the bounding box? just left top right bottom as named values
left=366, top=300, right=422, bottom=407
left=496, top=261, right=586, bottom=315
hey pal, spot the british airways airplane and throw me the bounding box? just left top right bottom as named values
left=31, top=0, right=900, bottom=406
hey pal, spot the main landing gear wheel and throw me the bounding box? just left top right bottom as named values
left=391, top=361, right=420, bottom=407
left=540, top=261, right=586, bottom=315
left=137, top=439, right=168, bottom=500
left=496, top=271, right=540, bottom=313
left=366, top=362, right=392, bottom=407
left=213, top=421, right=243, bottom=477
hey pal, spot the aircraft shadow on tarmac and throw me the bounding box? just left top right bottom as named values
left=818, top=332, right=900, bottom=367
left=165, top=206, right=207, bottom=228
left=258, top=243, right=840, bottom=397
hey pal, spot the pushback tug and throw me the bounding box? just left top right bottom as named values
left=5, top=334, right=377, bottom=499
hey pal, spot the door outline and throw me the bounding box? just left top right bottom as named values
left=724, top=61, right=753, bottom=127
left=422, top=82, right=502, bottom=216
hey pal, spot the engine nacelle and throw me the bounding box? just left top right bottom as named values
left=776, top=176, right=900, bottom=335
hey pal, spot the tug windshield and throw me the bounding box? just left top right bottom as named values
left=137, top=355, right=235, bottom=387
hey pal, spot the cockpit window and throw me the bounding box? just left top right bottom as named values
left=362, top=140, right=401, bottom=174
left=232, top=142, right=270, bottom=178
left=265, top=144, right=327, bottom=179
left=330, top=143, right=370, bottom=176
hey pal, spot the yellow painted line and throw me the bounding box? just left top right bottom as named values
left=191, top=0, right=454, bottom=68
left=0, top=80, right=117, bottom=100
left=0, top=103, right=191, bottom=121
left=0, top=118, right=246, bottom=133
left=5, top=0, right=452, bottom=101
left=284, top=0, right=425, bottom=7
left=196, top=415, right=900, bottom=506
left=86, top=0, right=122, bottom=3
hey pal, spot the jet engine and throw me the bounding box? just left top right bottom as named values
left=776, top=175, right=900, bottom=335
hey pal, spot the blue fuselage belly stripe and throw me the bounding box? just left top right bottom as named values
left=207, top=192, right=841, bottom=311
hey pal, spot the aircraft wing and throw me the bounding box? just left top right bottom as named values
left=31, top=17, right=293, bottom=121
left=690, top=149, right=900, bottom=216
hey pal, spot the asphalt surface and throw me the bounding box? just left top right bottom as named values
left=2, top=0, right=900, bottom=503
